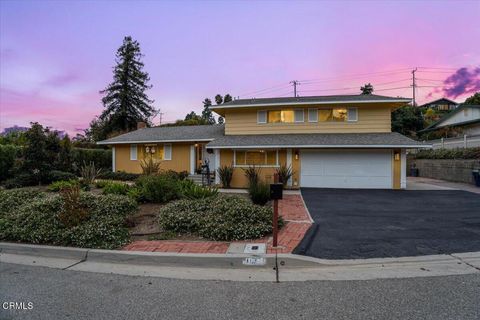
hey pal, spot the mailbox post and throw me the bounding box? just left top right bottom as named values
left=270, top=174, right=283, bottom=248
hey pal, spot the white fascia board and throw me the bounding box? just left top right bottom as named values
left=97, top=138, right=214, bottom=145
left=210, top=99, right=411, bottom=110
left=207, top=144, right=432, bottom=149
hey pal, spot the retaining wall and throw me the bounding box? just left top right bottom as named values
left=407, top=158, right=480, bottom=184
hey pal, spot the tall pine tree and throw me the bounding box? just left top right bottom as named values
left=99, top=36, right=155, bottom=134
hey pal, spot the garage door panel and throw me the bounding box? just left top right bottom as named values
left=300, top=150, right=392, bottom=189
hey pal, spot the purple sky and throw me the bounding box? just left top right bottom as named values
left=1, top=0, right=479, bottom=135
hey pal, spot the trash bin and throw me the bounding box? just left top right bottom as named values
left=472, top=170, right=480, bottom=187
left=410, top=168, right=419, bottom=177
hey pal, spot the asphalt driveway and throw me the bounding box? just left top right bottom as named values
left=295, top=189, right=480, bottom=259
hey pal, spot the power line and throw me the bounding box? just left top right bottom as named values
left=238, top=82, right=290, bottom=97
left=298, top=68, right=412, bottom=83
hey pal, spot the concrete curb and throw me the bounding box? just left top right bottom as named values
left=2, top=242, right=480, bottom=281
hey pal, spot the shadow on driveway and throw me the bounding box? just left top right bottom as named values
left=294, top=188, right=480, bottom=259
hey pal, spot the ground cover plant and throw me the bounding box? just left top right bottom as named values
left=0, top=188, right=137, bottom=249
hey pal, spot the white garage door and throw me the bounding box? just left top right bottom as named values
left=300, top=150, right=392, bottom=189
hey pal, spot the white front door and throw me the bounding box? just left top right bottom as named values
left=300, top=149, right=392, bottom=189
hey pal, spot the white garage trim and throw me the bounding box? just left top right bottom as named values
left=300, top=149, right=393, bottom=189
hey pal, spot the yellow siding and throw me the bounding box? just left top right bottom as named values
left=392, top=148, right=401, bottom=189
left=114, top=143, right=191, bottom=174
left=224, top=104, right=392, bottom=135
left=220, top=149, right=288, bottom=188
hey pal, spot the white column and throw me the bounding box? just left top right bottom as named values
left=464, top=134, right=467, bottom=148
left=286, top=148, right=293, bottom=187
left=189, top=145, right=195, bottom=175
left=214, top=149, right=220, bottom=185
left=112, top=146, right=116, bottom=172
left=401, top=149, right=407, bottom=189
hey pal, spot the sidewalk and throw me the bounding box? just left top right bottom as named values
left=123, top=194, right=313, bottom=254
left=407, top=176, right=480, bottom=194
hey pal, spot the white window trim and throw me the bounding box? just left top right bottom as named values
left=308, top=108, right=318, bottom=123
left=257, top=110, right=267, bottom=124
left=130, top=144, right=137, bottom=161
left=233, top=149, right=280, bottom=168
left=347, top=107, right=358, bottom=122
left=294, top=109, right=305, bottom=123
left=163, top=143, right=172, bottom=160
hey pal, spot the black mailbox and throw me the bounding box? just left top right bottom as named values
left=270, top=183, right=283, bottom=200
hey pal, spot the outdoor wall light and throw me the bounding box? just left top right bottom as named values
left=394, top=152, right=400, bottom=161
left=294, top=151, right=299, bottom=160
left=194, top=143, right=198, bottom=147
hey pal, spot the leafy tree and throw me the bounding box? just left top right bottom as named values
left=58, top=135, right=73, bottom=171
left=98, top=36, right=155, bottom=135
left=224, top=94, right=233, bottom=103
left=201, top=98, right=215, bottom=124
left=391, top=105, right=424, bottom=137
left=215, top=94, right=223, bottom=105
left=464, top=92, right=480, bottom=104
left=22, top=123, right=50, bottom=178
left=360, top=83, right=374, bottom=95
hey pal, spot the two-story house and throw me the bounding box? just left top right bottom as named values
left=98, top=94, right=428, bottom=189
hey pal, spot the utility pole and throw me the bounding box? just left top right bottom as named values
left=290, top=80, right=300, bottom=97
left=158, top=112, right=165, bottom=125
left=411, top=68, right=417, bottom=106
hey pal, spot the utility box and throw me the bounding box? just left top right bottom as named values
left=270, top=183, right=283, bottom=200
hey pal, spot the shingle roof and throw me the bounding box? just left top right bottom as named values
left=97, top=124, right=225, bottom=145
left=418, top=104, right=480, bottom=132
left=206, top=132, right=429, bottom=148
left=211, top=94, right=410, bottom=109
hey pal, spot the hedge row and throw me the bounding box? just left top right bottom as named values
left=414, top=147, right=480, bottom=160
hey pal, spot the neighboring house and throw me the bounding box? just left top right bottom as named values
left=419, top=104, right=480, bottom=136
left=418, top=98, right=458, bottom=112
left=98, top=94, right=429, bottom=189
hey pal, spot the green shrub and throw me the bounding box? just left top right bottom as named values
left=135, top=175, right=181, bottom=203
left=179, top=179, right=218, bottom=199
left=47, top=179, right=79, bottom=192
left=248, top=182, right=271, bottom=206
left=217, top=165, right=233, bottom=188
left=243, top=166, right=260, bottom=187
left=126, top=186, right=142, bottom=202
left=158, top=195, right=282, bottom=241
left=140, top=158, right=162, bottom=175
left=2, top=173, right=37, bottom=189
left=0, top=192, right=137, bottom=249
left=162, top=170, right=189, bottom=180
left=97, top=171, right=140, bottom=181
left=94, top=180, right=109, bottom=188
left=44, top=170, right=77, bottom=184
left=415, top=147, right=480, bottom=160
left=80, top=161, right=102, bottom=186
left=71, top=148, right=111, bottom=173
left=0, top=144, right=20, bottom=181
left=102, top=181, right=130, bottom=196
left=275, top=165, right=294, bottom=187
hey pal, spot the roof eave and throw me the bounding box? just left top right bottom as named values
left=206, top=144, right=431, bottom=149
left=97, top=138, right=215, bottom=145
left=211, top=99, right=411, bottom=110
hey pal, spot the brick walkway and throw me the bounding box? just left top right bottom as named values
left=123, top=194, right=313, bottom=254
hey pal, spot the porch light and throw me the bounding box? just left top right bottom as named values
left=394, top=152, right=400, bottom=161
left=294, top=151, right=299, bottom=160
left=194, top=143, right=198, bottom=147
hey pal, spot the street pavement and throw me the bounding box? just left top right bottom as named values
left=1, top=262, right=479, bottom=320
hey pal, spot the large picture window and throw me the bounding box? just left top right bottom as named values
left=267, top=110, right=294, bottom=123
left=234, top=150, right=278, bottom=167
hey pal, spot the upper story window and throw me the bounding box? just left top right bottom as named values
left=257, top=107, right=357, bottom=124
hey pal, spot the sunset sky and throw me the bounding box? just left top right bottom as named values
left=1, top=0, right=479, bottom=135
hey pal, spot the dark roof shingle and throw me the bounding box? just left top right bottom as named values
left=211, top=94, right=410, bottom=109
left=206, top=132, right=428, bottom=148
left=97, top=124, right=225, bottom=144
